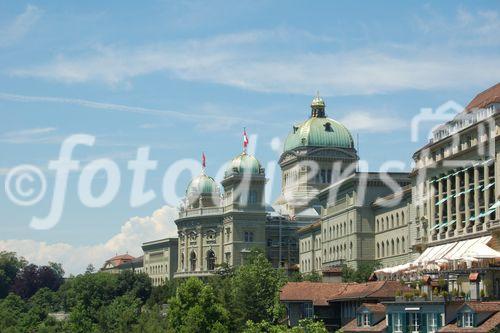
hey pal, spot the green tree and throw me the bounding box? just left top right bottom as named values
left=0, top=252, right=26, bottom=299
left=0, top=293, right=28, bottom=331
left=97, top=294, right=141, bottom=333
left=116, top=270, right=152, bottom=303
left=167, top=277, right=229, bottom=333
left=341, top=261, right=381, bottom=283
left=231, top=250, right=287, bottom=325
left=131, top=304, right=168, bottom=333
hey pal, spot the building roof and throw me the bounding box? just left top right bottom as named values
left=280, top=281, right=410, bottom=306
left=280, top=282, right=348, bottom=306
left=225, top=152, right=262, bottom=177
left=463, top=301, right=500, bottom=313
left=104, top=254, right=135, bottom=267
left=360, top=303, right=386, bottom=314
left=466, top=82, right=500, bottom=111
left=342, top=316, right=387, bottom=333
left=297, top=220, right=321, bottom=234
left=440, top=310, right=500, bottom=333
left=371, top=185, right=411, bottom=208
left=186, top=172, right=219, bottom=196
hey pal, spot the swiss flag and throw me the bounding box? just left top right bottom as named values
left=243, top=128, right=249, bottom=149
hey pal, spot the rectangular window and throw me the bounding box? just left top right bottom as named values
left=463, top=313, right=474, bottom=328
left=362, top=313, right=370, bottom=327
left=427, top=313, right=438, bottom=333
left=249, top=190, right=257, bottom=204
left=303, top=302, right=314, bottom=318
left=393, top=313, right=403, bottom=333
left=410, top=313, right=420, bottom=333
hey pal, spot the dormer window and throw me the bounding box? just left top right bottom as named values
left=324, top=122, right=333, bottom=132
left=460, top=312, right=475, bottom=328
left=357, top=313, right=371, bottom=327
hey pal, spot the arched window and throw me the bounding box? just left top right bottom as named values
left=381, top=242, right=385, bottom=257
left=386, top=217, right=389, bottom=230
left=329, top=226, right=332, bottom=239
left=349, top=242, right=353, bottom=259
left=181, top=253, right=185, bottom=270
left=402, top=237, right=406, bottom=253
left=377, top=243, right=380, bottom=258
left=376, top=219, right=379, bottom=232
left=396, top=213, right=400, bottom=226
left=391, top=239, right=395, bottom=255
left=207, top=250, right=216, bottom=271
left=391, top=215, right=394, bottom=229
left=190, top=251, right=197, bottom=271
left=343, top=222, right=346, bottom=235
left=350, top=220, right=353, bottom=233
left=396, top=238, right=400, bottom=254
left=401, top=212, right=405, bottom=224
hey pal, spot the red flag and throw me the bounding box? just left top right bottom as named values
left=243, top=128, right=249, bottom=149
left=202, top=152, right=206, bottom=168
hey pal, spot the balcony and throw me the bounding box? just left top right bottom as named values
left=174, top=270, right=215, bottom=278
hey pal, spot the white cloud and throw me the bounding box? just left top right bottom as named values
left=0, top=5, right=43, bottom=47
left=0, top=92, right=266, bottom=130
left=339, top=111, right=406, bottom=133
left=0, top=205, right=178, bottom=275
left=9, top=26, right=500, bottom=95
left=0, top=127, right=57, bottom=144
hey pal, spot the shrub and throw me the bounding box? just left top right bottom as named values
left=403, top=292, right=414, bottom=301
left=420, top=292, right=428, bottom=299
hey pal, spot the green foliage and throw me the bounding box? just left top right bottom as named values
left=231, top=250, right=287, bottom=325
left=167, top=277, right=230, bottom=333
left=0, top=251, right=26, bottom=299
left=341, top=261, right=381, bottom=283
left=243, top=318, right=328, bottom=333
left=97, top=294, right=141, bottom=333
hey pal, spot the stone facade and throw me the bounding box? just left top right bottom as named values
left=142, top=238, right=178, bottom=285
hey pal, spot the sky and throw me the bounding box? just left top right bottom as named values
left=0, top=0, right=499, bottom=275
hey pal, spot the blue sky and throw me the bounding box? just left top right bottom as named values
left=0, top=1, right=499, bottom=274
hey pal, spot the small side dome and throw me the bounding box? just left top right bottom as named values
left=225, top=152, right=262, bottom=177
left=186, top=173, right=219, bottom=196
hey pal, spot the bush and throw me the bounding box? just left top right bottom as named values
left=403, top=292, right=414, bottom=301
left=420, top=292, right=428, bottom=299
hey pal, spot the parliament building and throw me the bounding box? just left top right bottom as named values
left=103, top=84, right=500, bottom=299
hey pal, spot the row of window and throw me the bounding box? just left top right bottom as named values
left=145, top=264, right=168, bottom=275
left=376, top=237, right=406, bottom=259
left=323, top=219, right=354, bottom=240
left=180, top=250, right=217, bottom=271
left=376, top=210, right=405, bottom=233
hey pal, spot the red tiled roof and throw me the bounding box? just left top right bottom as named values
left=440, top=311, right=500, bottom=333
left=342, top=317, right=387, bottom=333
left=280, top=282, right=349, bottom=306
left=361, top=303, right=386, bottom=314
left=464, top=301, right=500, bottom=313
left=338, top=281, right=411, bottom=300
left=280, top=281, right=411, bottom=306
left=466, top=83, right=500, bottom=111
left=105, top=254, right=135, bottom=267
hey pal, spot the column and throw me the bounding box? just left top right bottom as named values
left=455, top=172, right=462, bottom=232
left=184, top=230, right=188, bottom=272
left=484, top=163, right=490, bottom=224
left=464, top=169, right=471, bottom=230
left=473, top=167, right=480, bottom=232
left=197, top=226, right=203, bottom=271
left=429, top=182, right=435, bottom=237
left=438, top=179, right=443, bottom=229
left=446, top=176, right=452, bottom=237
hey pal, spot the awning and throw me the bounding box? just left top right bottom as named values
left=378, top=236, right=498, bottom=275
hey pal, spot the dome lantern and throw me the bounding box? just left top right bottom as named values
left=311, top=91, right=326, bottom=118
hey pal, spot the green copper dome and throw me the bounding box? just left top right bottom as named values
left=283, top=94, right=354, bottom=152
left=225, top=152, right=262, bottom=176
left=186, top=173, right=219, bottom=195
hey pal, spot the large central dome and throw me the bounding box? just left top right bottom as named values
left=283, top=94, right=354, bottom=152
